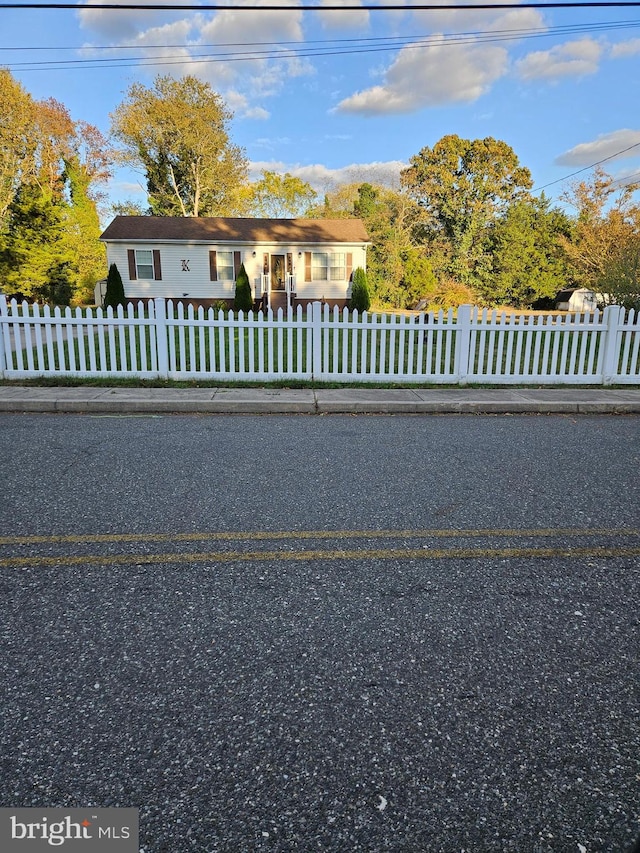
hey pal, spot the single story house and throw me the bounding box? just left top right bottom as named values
left=99, top=216, right=370, bottom=310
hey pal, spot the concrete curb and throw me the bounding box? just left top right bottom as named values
left=1, top=386, right=640, bottom=414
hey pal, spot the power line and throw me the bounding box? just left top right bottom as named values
left=4, top=18, right=640, bottom=71
left=534, top=142, right=640, bottom=191
left=2, top=18, right=639, bottom=53
left=3, top=1, right=640, bottom=10
left=611, top=169, right=640, bottom=185
left=3, top=20, right=637, bottom=52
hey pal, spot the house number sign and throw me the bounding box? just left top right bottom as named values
left=181, top=259, right=190, bottom=272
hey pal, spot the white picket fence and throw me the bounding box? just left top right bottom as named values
left=1, top=295, right=639, bottom=384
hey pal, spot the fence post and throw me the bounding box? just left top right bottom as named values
left=601, top=305, right=623, bottom=386
left=0, top=295, right=7, bottom=378
left=455, top=304, right=472, bottom=385
left=311, top=301, right=322, bottom=380
left=154, top=298, right=169, bottom=379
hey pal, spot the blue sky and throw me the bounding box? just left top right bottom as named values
left=2, top=1, right=640, bottom=214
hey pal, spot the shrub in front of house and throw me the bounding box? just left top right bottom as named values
left=211, top=299, right=229, bottom=316
left=47, top=263, right=73, bottom=307
left=234, top=263, right=253, bottom=313
left=104, top=263, right=126, bottom=310
left=350, top=267, right=371, bottom=313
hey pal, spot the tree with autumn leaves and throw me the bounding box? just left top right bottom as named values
left=111, top=76, right=317, bottom=220
left=560, top=166, right=640, bottom=310
left=401, top=135, right=534, bottom=292
left=111, top=74, right=249, bottom=218
left=0, top=70, right=112, bottom=303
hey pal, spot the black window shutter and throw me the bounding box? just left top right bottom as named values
left=209, top=251, right=217, bottom=281
left=128, top=250, right=137, bottom=280
left=152, top=250, right=162, bottom=281
left=233, top=251, right=241, bottom=279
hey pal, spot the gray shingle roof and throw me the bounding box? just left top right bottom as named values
left=100, top=216, right=370, bottom=244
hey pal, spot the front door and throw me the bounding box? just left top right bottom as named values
left=270, top=254, right=286, bottom=290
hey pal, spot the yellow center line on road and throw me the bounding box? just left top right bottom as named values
left=1, top=545, right=640, bottom=569
left=0, top=527, right=639, bottom=547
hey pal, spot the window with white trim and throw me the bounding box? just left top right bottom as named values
left=217, top=250, right=234, bottom=281
left=330, top=252, right=346, bottom=281
left=311, top=252, right=328, bottom=281
left=311, top=252, right=348, bottom=281
left=135, top=250, right=154, bottom=280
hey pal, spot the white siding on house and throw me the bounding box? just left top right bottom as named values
left=105, top=243, right=248, bottom=301
left=104, top=241, right=368, bottom=303
left=295, top=280, right=352, bottom=301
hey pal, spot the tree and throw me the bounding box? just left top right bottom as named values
left=401, top=135, right=533, bottom=288
left=111, top=75, right=248, bottom=217
left=0, top=181, right=71, bottom=300
left=63, top=153, right=107, bottom=302
left=110, top=200, right=148, bottom=217
left=399, top=250, right=439, bottom=308
left=234, top=263, right=253, bottom=312
left=242, top=171, right=317, bottom=218
left=353, top=183, right=431, bottom=308
left=311, top=182, right=363, bottom=219
left=479, top=195, right=572, bottom=307
left=104, top=263, right=125, bottom=310
left=350, top=267, right=371, bottom=312
left=560, top=166, right=640, bottom=291
left=0, top=83, right=111, bottom=303
left=596, top=236, right=640, bottom=311
left=0, top=69, right=36, bottom=228
left=313, top=181, right=436, bottom=309
left=47, top=261, right=73, bottom=306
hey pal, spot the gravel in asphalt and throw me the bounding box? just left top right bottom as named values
left=2, top=551, right=639, bottom=852
left=0, top=414, right=638, bottom=852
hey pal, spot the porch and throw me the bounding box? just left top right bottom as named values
left=255, top=272, right=297, bottom=312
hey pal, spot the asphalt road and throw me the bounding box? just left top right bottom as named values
left=1, top=413, right=639, bottom=852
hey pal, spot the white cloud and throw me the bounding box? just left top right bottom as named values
left=199, top=2, right=303, bottom=45
left=488, top=7, right=548, bottom=32
left=610, top=38, right=640, bottom=59
left=318, top=0, right=369, bottom=32
left=223, top=90, right=271, bottom=120
left=516, top=37, right=602, bottom=81
left=79, top=2, right=312, bottom=118
left=196, top=3, right=311, bottom=97
left=81, top=18, right=195, bottom=53
left=111, top=180, right=146, bottom=196
left=249, top=159, right=406, bottom=191
left=245, top=55, right=314, bottom=99
left=252, top=137, right=293, bottom=150
left=556, top=129, right=640, bottom=166
left=608, top=166, right=640, bottom=188
left=130, top=19, right=194, bottom=47
left=335, top=38, right=508, bottom=115
left=78, top=0, right=193, bottom=41
left=411, top=1, right=545, bottom=34
left=243, top=106, right=271, bottom=121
